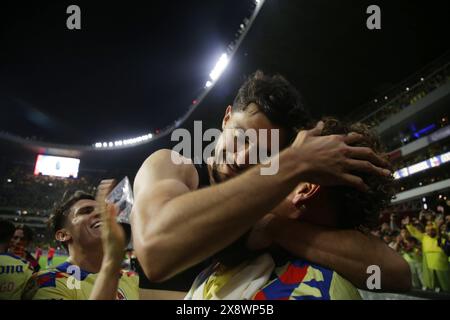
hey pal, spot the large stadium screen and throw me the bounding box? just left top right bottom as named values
left=34, top=154, right=80, bottom=178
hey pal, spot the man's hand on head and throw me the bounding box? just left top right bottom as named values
left=290, top=121, right=391, bottom=192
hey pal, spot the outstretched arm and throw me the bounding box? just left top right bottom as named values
left=90, top=180, right=127, bottom=300
left=265, top=217, right=411, bottom=292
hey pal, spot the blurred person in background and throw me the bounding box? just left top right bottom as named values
left=398, top=234, right=423, bottom=289
left=123, top=249, right=138, bottom=272
left=404, top=237, right=423, bottom=289
left=380, top=222, right=391, bottom=235
left=406, top=216, right=449, bottom=292
left=390, top=213, right=400, bottom=231
left=46, top=246, right=55, bottom=267
left=0, top=220, right=34, bottom=300
left=34, top=246, right=42, bottom=266
left=9, top=224, right=40, bottom=273
left=23, top=180, right=138, bottom=300
left=437, top=218, right=450, bottom=257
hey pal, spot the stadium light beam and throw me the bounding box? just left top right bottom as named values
left=209, top=53, right=229, bottom=81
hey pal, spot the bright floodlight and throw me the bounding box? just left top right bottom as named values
left=95, top=142, right=102, bottom=148
left=205, top=80, right=213, bottom=88
left=209, top=53, right=229, bottom=81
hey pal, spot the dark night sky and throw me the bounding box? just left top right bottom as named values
left=1, top=0, right=450, bottom=146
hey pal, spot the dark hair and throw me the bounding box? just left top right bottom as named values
left=0, top=219, right=15, bottom=245
left=48, top=190, right=95, bottom=249
left=233, top=70, right=311, bottom=143
left=15, top=224, right=34, bottom=243
left=320, top=117, right=395, bottom=230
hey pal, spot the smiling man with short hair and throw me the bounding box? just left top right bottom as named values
left=24, top=182, right=139, bottom=300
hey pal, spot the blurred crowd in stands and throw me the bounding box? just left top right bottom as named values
left=389, top=139, right=449, bottom=172
left=0, top=166, right=97, bottom=210
left=372, top=194, right=450, bottom=292
left=384, top=116, right=449, bottom=153
left=395, top=171, right=450, bottom=195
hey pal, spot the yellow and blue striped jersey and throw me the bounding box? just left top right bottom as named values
left=23, top=260, right=139, bottom=300
left=0, top=253, right=34, bottom=300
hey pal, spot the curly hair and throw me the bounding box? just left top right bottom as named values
left=233, top=70, right=312, bottom=144
left=320, top=117, right=395, bottom=230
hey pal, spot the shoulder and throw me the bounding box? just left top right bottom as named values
left=135, top=149, right=199, bottom=191
left=23, top=264, right=79, bottom=300
left=140, top=149, right=195, bottom=173
left=0, top=253, right=29, bottom=266
left=0, top=253, right=34, bottom=279
left=30, top=268, right=69, bottom=289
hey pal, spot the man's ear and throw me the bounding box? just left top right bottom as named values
left=55, top=229, right=71, bottom=245
left=292, top=182, right=321, bottom=205
left=222, top=105, right=233, bottom=130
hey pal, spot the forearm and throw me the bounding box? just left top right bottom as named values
left=406, top=224, right=423, bottom=242
left=134, top=149, right=305, bottom=281
left=267, top=218, right=411, bottom=292
left=89, top=261, right=121, bottom=300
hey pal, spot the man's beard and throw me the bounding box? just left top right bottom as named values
left=209, top=151, right=266, bottom=267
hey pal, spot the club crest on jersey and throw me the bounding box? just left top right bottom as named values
left=116, top=288, right=126, bottom=300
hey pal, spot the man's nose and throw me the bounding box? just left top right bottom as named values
left=92, top=209, right=102, bottom=219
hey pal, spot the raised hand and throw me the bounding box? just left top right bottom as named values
left=95, top=179, right=125, bottom=269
